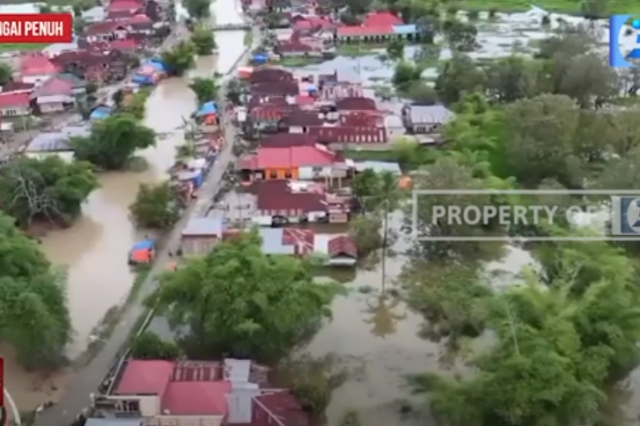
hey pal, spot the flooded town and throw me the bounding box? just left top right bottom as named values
left=0, top=0, right=639, bottom=426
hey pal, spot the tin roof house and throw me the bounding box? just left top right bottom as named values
left=92, top=358, right=308, bottom=426
left=401, top=104, right=454, bottom=134
left=336, top=12, right=419, bottom=43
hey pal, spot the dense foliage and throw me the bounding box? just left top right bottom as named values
left=152, top=230, right=339, bottom=362
left=189, top=76, right=220, bottom=104
left=131, top=331, right=180, bottom=360
left=388, top=22, right=640, bottom=426
left=72, top=113, right=156, bottom=170
left=184, top=0, right=210, bottom=19
left=161, top=41, right=196, bottom=76
left=191, top=27, right=216, bottom=55
left=0, top=212, right=72, bottom=369
left=129, top=181, right=179, bottom=230
left=0, top=157, right=98, bottom=227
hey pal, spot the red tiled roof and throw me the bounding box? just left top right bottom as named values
left=327, top=235, right=357, bottom=258
left=337, top=25, right=393, bottom=36
left=254, top=391, right=310, bottom=426
left=250, top=106, right=292, bottom=121
left=110, top=38, right=139, bottom=50
left=128, top=14, right=152, bottom=23
left=295, top=95, right=315, bottom=106
left=162, top=381, right=230, bottom=415
left=0, top=92, right=30, bottom=108
left=108, top=0, right=141, bottom=11
left=20, top=54, right=58, bottom=76
left=248, top=96, right=288, bottom=107
left=340, top=112, right=382, bottom=126
left=115, top=360, right=173, bottom=395
left=85, top=21, right=125, bottom=35
left=363, top=11, right=402, bottom=26
left=259, top=134, right=318, bottom=147
left=107, top=8, right=140, bottom=18
left=240, top=145, right=337, bottom=169
left=34, top=77, right=73, bottom=97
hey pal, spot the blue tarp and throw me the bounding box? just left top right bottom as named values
left=90, top=106, right=111, bottom=120
left=131, top=239, right=154, bottom=251
left=196, top=101, right=218, bottom=116
left=132, top=74, right=154, bottom=85
left=305, top=84, right=317, bottom=92
left=143, top=58, right=168, bottom=72
left=252, top=54, right=267, bottom=64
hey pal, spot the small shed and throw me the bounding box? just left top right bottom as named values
left=180, top=217, right=225, bottom=255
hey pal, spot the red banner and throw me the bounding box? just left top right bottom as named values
left=0, top=13, right=73, bottom=43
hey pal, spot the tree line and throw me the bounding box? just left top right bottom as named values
left=351, top=24, right=640, bottom=426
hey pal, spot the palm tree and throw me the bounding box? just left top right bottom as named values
left=374, top=171, right=404, bottom=294
left=363, top=294, right=407, bottom=338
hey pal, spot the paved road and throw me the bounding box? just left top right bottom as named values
left=33, top=25, right=261, bottom=426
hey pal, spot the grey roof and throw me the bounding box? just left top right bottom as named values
left=85, top=419, right=142, bottom=426
left=182, top=217, right=224, bottom=237
left=408, top=104, right=454, bottom=125
left=27, top=133, right=72, bottom=152
left=43, top=40, right=79, bottom=54
left=354, top=161, right=401, bottom=174
left=259, top=228, right=294, bottom=255
left=82, top=6, right=106, bottom=21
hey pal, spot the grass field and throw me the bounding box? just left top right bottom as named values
left=0, top=43, right=49, bottom=53
left=456, top=0, right=640, bottom=14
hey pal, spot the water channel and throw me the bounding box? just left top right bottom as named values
left=4, top=1, right=247, bottom=411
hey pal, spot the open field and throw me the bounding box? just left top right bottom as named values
left=457, top=0, right=640, bottom=14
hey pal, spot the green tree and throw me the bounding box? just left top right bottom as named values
left=0, top=212, right=72, bottom=369
left=435, top=55, right=486, bottom=106
left=161, top=41, right=196, bottom=76
left=72, top=113, right=156, bottom=170
left=0, top=63, right=13, bottom=86
left=189, top=76, right=219, bottom=104
left=485, top=56, right=541, bottom=103
left=0, top=157, right=98, bottom=228
left=386, top=38, right=405, bottom=61
left=129, top=181, right=179, bottom=230
left=152, top=230, right=340, bottom=361
left=392, top=60, right=426, bottom=92
left=442, top=19, right=477, bottom=51
left=404, top=81, right=437, bottom=104
left=39, top=4, right=53, bottom=13
left=185, top=0, right=210, bottom=19
left=191, top=27, right=216, bottom=55
left=122, top=87, right=150, bottom=120
left=131, top=331, right=180, bottom=360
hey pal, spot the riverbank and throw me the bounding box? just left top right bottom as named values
left=31, top=17, right=261, bottom=426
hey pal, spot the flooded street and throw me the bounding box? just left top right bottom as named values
left=4, top=0, right=248, bottom=412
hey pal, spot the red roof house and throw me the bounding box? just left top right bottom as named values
left=259, top=133, right=319, bottom=147
left=0, top=92, right=31, bottom=116
left=19, top=54, right=59, bottom=82
left=363, top=11, right=403, bottom=26
left=237, top=144, right=338, bottom=170
left=308, top=126, right=388, bottom=144
left=108, top=359, right=305, bottom=426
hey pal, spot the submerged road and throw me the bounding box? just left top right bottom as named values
left=33, top=24, right=262, bottom=426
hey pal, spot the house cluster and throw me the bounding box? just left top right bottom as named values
left=0, top=0, right=173, bottom=120
left=261, top=10, right=424, bottom=58
left=89, top=358, right=309, bottom=426
left=237, top=67, right=391, bottom=144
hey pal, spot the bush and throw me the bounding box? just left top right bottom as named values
left=131, top=331, right=180, bottom=360
left=467, top=10, right=479, bottom=20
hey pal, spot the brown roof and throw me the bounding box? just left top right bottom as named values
left=1, top=81, right=35, bottom=92
left=335, top=97, right=376, bottom=111
left=259, top=133, right=318, bottom=147
left=308, top=126, right=387, bottom=144
left=280, top=111, right=323, bottom=127
left=250, top=68, right=294, bottom=84
left=254, top=181, right=327, bottom=213
left=254, top=391, right=309, bottom=426
left=248, top=95, right=288, bottom=107
left=251, top=81, right=299, bottom=96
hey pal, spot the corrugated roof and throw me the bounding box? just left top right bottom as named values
left=85, top=419, right=142, bottom=426
left=363, top=11, right=403, bottom=26
left=26, top=133, right=72, bottom=152
left=254, top=391, right=309, bottom=426
left=407, top=104, right=455, bottom=125
left=162, top=381, right=230, bottom=415
left=182, top=218, right=224, bottom=237
left=115, top=360, right=173, bottom=395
